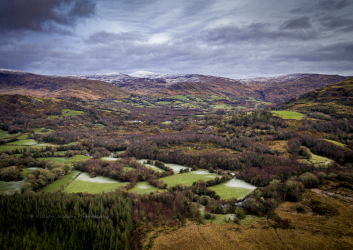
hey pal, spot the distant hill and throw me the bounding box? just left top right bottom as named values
left=65, top=71, right=350, bottom=103
left=0, top=69, right=129, bottom=100
left=0, top=69, right=350, bottom=102
left=283, top=78, right=353, bottom=118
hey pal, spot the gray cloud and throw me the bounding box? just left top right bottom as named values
left=86, top=31, right=148, bottom=44
left=0, top=0, right=96, bottom=32
left=316, top=0, right=351, bottom=10
left=0, top=0, right=353, bottom=78
left=320, top=16, right=353, bottom=32
left=282, top=17, right=311, bottom=29
left=201, top=23, right=317, bottom=44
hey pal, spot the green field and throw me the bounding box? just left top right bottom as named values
left=324, top=139, right=346, bottom=147
left=55, top=151, right=67, bottom=156
left=37, top=157, right=67, bottom=163
left=208, top=179, right=256, bottom=200
left=0, top=145, right=27, bottom=153
left=212, top=104, right=233, bottom=109
left=271, top=111, right=303, bottom=119
left=129, top=181, right=166, bottom=195
left=159, top=171, right=220, bottom=187
left=64, top=173, right=128, bottom=193
left=67, top=155, right=91, bottom=163
left=173, top=95, right=188, bottom=100
left=41, top=171, right=80, bottom=192
left=0, top=168, right=32, bottom=194
left=157, top=101, right=172, bottom=105
left=299, top=147, right=333, bottom=166
left=0, top=129, right=21, bottom=139
left=47, top=109, right=84, bottom=119
left=17, top=134, right=28, bottom=140
left=6, top=139, right=38, bottom=146
left=33, top=128, right=55, bottom=134
left=136, top=160, right=165, bottom=172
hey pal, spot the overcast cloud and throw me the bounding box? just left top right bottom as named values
left=0, top=0, right=352, bottom=78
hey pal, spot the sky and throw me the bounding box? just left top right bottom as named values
left=0, top=0, right=352, bottom=79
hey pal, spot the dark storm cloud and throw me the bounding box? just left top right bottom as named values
left=86, top=31, right=148, bottom=44
left=282, top=17, right=311, bottom=29
left=320, top=16, right=353, bottom=32
left=201, top=23, right=317, bottom=44
left=1, top=0, right=353, bottom=78
left=0, top=0, right=96, bottom=32
left=316, top=0, right=351, bottom=10
left=274, top=42, right=353, bottom=63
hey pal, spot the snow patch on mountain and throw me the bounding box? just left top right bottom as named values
left=239, top=74, right=308, bottom=84
left=0, top=68, right=28, bottom=74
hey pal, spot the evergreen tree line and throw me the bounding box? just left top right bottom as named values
left=0, top=192, right=133, bottom=250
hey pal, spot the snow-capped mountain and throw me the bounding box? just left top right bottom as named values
left=63, top=71, right=221, bottom=85
left=238, top=73, right=310, bottom=85
left=1, top=68, right=350, bottom=102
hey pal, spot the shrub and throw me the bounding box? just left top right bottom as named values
left=296, top=206, right=305, bottom=213
left=299, top=173, right=319, bottom=188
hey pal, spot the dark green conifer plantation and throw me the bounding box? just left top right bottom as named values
left=0, top=192, right=133, bottom=250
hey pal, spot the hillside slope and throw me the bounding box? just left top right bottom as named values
left=0, top=70, right=129, bottom=100
left=283, top=78, right=353, bottom=117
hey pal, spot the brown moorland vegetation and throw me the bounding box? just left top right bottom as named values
left=0, top=71, right=129, bottom=100
left=151, top=188, right=353, bottom=250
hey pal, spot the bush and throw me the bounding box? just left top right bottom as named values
left=296, top=206, right=305, bottom=213
left=309, top=201, right=339, bottom=216
left=299, top=173, right=319, bottom=188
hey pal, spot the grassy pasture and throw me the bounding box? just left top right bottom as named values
left=136, top=160, right=164, bottom=172
left=6, top=139, right=38, bottom=146
left=47, top=109, right=84, bottom=119
left=65, top=172, right=127, bottom=194
left=324, top=139, right=346, bottom=148
left=0, top=145, right=27, bottom=153
left=0, top=129, right=21, bottom=139
left=33, top=128, right=55, bottom=134
left=37, top=157, right=67, bottom=163
left=212, top=104, right=232, bottom=109
left=299, top=147, right=333, bottom=166
left=17, top=134, right=28, bottom=140
left=160, top=170, right=220, bottom=187
left=55, top=151, right=67, bottom=156
left=0, top=168, right=33, bottom=194
left=129, top=181, right=165, bottom=195
left=271, top=111, right=303, bottom=119
left=164, top=163, right=191, bottom=173
left=157, top=101, right=172, bottom=105
left=208, top=179, right=256, bottom=200
left=67, top=155, right=91, bottom=163
left=41, top=171, right=80, bottom=193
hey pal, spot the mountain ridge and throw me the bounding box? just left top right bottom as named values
left=0, top=68, right=351, bottom=102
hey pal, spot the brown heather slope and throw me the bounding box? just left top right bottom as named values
left=256, top=74, right=351, bottom=103
left=0, top=72, right=129, bottom=100
left=284, top=78, right=353, bottom=117
left=152, top=189, right=353, bottom=250
left=156, top=74, right=350, bottom=103
left=156, top=79, right=256, bottom=98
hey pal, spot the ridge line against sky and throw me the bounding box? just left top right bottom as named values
left=0, top=0, right=352, bottom=79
